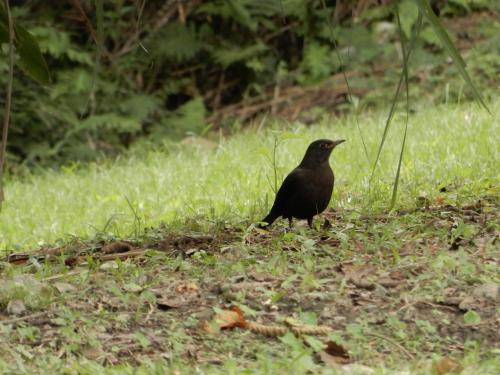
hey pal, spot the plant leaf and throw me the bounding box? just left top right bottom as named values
left=414, top=0, right=489, bottom=112
left=0, top=4, right=50, bottom=84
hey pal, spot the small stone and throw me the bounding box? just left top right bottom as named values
left=6, top=299, right=27, bottom=315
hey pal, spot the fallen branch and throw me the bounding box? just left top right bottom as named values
left=65, top=249, right=148, bottom=266
left=0, top=311, right=48, bottom=326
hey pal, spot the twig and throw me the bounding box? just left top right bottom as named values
left=366, top=332, right=414, bottom=360
left=42, top=269, right=88, bottom=282
left=68, top=0, right=98, bottom=48
left=213, top=71, right=225, bottom=110
left=0, top=311, right=48, bottom=326
left=0, top=0, right=14, bottom=209
left=66, top=249, right=148, bottom=266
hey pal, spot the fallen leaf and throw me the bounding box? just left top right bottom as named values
left=53, top=282, right=76, bottom=293
left=175, top=282, right=199, bottom=294
left=184, top=248, right=200, bottom=256
left=102, top=242, right=133, bottom=254
left=434, top=196, right=446, bottom=205
left=216, top=307, right=246, bottom=329
left=123, top=283, right=143, bottom=293
left=156, top=297, right=185, bottom=310
left=434, top=357, right=460, bottom=374
left=341, top=264, right=376, bottom=290
left=81, top=345, right=104, bottom=360
left=200, top=306, right=247, bottom=334
left=416, top=193, right=431, bottom=208
left=377, top=277, right=400, bottom=288
left=318, top=340, right=350, bottom=366
left=249, top=271, right=275, bottom=282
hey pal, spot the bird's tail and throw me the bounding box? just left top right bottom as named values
left=258, top=212, right=278, bottom=228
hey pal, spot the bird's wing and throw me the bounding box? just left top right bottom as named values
left=269, top=168, right=307, bottom=214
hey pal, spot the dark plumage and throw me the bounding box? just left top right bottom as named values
left=260, top=139, right=345, bottom=228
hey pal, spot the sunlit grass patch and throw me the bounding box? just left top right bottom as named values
left=1, top=99, right=498, bottom=251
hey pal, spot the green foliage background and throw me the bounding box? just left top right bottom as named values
left=0, top=0, right=499, bottom=168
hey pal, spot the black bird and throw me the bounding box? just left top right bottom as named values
left=260, top=139, right=345, bottom=228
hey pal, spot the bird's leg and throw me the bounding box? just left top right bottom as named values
left=288, top=217, right=293, bottom=229
left=307, top=217, right=313, bottom=229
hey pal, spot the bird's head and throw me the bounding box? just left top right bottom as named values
left=300, top=139, right=345, bottom=167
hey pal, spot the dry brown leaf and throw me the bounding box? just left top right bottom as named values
left=377, top=277, right=400, bottom=288
left=249, top=271, right=275, bottom=282
left=81, top=345, right=104, bottom=360
left=156, top=297, right=185, bottom=310
left=434, top=357, right=460, bottom=374
left=318, top=340, right=350, bottom=366
left=200, top=306, right=247, bottom=334
left=435, top=196, right=446, bottom=205
left=175, top=282, right=199, bottom=294
left=216, top=306, right=246, bottom=329
left=102, top=241, right=133, bottom=254
left=341, top=264, right=376, bottom=290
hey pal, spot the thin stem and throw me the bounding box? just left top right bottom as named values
left=0, top=0, right=15, bottom=209
left=320, top=0, right=370, bottom=165
left=390, top=8, right=411, bottom=210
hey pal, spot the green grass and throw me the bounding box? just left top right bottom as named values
left=1, top=99, right=498, bottom=251
left=0, top=99, right=499, bottom=374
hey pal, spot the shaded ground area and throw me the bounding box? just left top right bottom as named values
left=0, top=196, right=498, bottom=372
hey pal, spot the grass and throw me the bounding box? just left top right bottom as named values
left=0, top=98, right=499, bottom=374
left=1, top=99, right=498, bottom=251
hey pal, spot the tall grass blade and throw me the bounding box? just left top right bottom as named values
left=391, top=9, right=411, bottom=210
left=80, top=0, right=103, bottom=117
left=414, top=0, right=489, bottom=112
left=320, top=0, right=370, bottom=165
left=369, top=12, right=422, bottom=185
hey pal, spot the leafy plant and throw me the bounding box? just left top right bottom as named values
left=0, top=2, right=49, bottom=84
left=0, top=0, right=497, bottom=172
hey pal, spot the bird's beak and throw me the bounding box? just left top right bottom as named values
left=330, top=139, right=346, bottom=148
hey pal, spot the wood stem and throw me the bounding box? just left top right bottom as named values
left=0, top=0, right=15, bottom=209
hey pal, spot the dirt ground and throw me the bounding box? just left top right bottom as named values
left=0, top=197, right=498, bottom=370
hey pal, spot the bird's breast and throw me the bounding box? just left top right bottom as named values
left=290, top=166, right=334, bottom=217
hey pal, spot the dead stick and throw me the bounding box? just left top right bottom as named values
left=0, top=311, right=48, bottom=325
left=68, top=249, right=148, bottom=265
left=366, top=332, right=414, bottom=360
